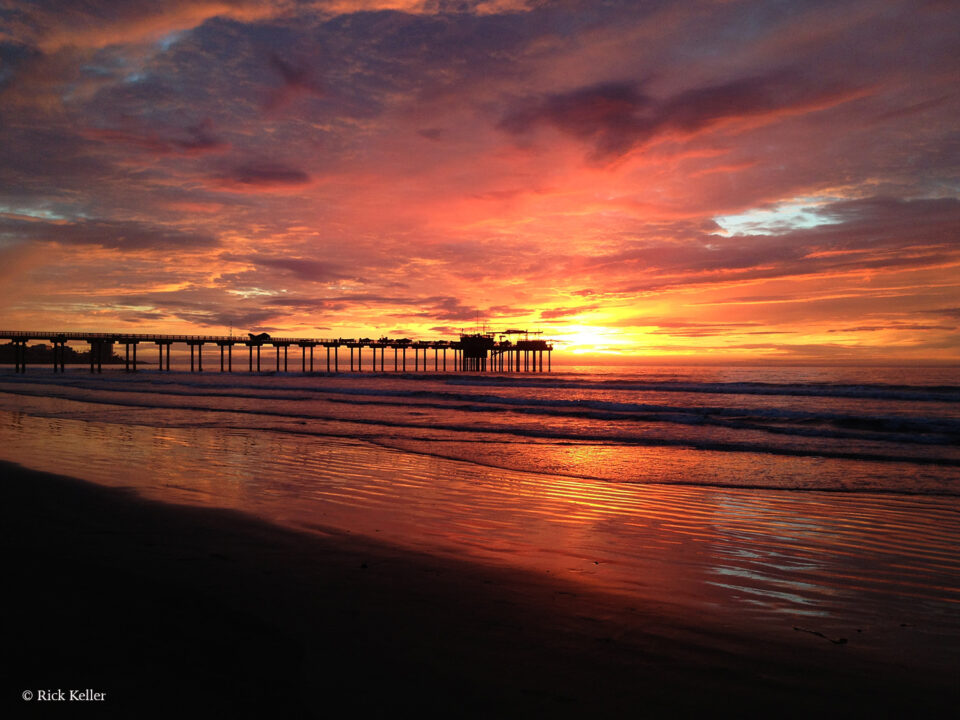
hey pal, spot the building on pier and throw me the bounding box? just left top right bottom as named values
left=459, top=333, right=496, bottom=372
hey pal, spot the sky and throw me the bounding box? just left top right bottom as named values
left=1, top=0, right=958, bottom=363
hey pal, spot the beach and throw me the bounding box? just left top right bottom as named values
left=6, top=461, right=958, bottom=718
left=2, top=366, right=959, bottom=716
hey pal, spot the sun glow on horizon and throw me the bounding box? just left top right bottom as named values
left=556, top=325, right=628, bottom=354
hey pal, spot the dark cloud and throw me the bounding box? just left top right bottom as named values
left=407, top=296, right=480, bottom=322
left=84, top=119, right=227, bottom=155
left=244, top=255, right=347, bottom=282
left=0, top=125, right=117, bottom=198
left=115, top=309, right=168, bottom=323
left=499, top=82, right=652, bottom=158
left=257, top=292, right=526, bottom=325
left=499, top=72, right=858, bottom=160
left=0, top=41, right=39, bottom=91
left=214, top=162, right=311, bottom=188
left=116, top=288, right=283, bottom=328
left=920, top=307, right=960, bottom=320
left=416, top=297, right=529, bottom=322
left=158, top=307, right=282, bottom=329
left=827, top=324, right=956, bottom=333
left=417, top=128, right=444, bottom=140
left=198, top=308, right=281, bottom=328
left=0, top=216, right=218, bottom=251
left=268, top=52, right=323, bottom=93
left=263, top=293, right=427, bottom=310
left=265, top=51, right=325, bottom=110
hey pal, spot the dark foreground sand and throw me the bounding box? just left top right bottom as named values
left=4, top=461, right=957, bottom=718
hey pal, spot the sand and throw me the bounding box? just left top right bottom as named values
left=4, top=460, right=957, bottom=718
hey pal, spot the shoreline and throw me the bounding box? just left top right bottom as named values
left=4, top=460, right=958, bottom=717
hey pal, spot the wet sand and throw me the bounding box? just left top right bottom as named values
left=4, top=460, right=958, bottom=718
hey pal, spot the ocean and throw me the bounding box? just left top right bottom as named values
left=1, top=364, right=959, bottom=646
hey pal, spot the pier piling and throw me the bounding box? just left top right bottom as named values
left=3, top=330, right=553, bottom=375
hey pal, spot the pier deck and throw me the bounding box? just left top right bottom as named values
left=0, top=331, right=553, bottom=374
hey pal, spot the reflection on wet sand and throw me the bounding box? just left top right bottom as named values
left=2, top=408, right=958, bottom=652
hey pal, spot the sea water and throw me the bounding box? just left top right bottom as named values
left=1, top=364, right=958, bottom=646
left=2, top=364, right=957, bottom=492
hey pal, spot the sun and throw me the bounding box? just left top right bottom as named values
left=560, top=325, right=617, bottom=353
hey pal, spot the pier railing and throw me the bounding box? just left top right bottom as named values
left=0, top=330, right=553, bottom=375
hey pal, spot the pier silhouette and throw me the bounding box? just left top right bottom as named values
left=0, top=330, right=553, bottom=374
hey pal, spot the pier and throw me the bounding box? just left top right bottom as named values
left=0, top=330, right=553, bottom=374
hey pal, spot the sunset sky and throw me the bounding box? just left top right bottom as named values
left=1, top=0, right=958, bottom=363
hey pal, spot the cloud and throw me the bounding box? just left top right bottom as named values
left=265, top=51, right=325, bottom=110
left=641, top=320, right=768, bottom=338
left=83, top=119, right=227, bottom=155
left=242, top=255, right=347, bottom=282
left=5, top=1, right=286, bottom=52
left=538, top=305, right=599, bottom=320
left=920, top=307, right=960, bottom=320
left=0, top=215, right=219, bottom=251
left=499, top=72, right=862, bottom=160
left=417, top=128, right=444, bottom=140
left=826, top=324, right=956, bottom=333
left=115, top=287, right=285, bottom=328
left=212, top=162, right=312, bottom=190
left=254, top=291, right=527, bottom=326
left=567, top=197, right=960, bottom=295
left=499, top=82, right=653, bottom=158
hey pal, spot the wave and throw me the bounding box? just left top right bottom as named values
left=3, top=376, right=958, bottom=449
left=443, top=376, right=960, bottom=402
left=2, top=384, right=959, bottom=468
left=319, top=394, right=960, bottom=443
left=4, top=369, right=960, bottom=402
